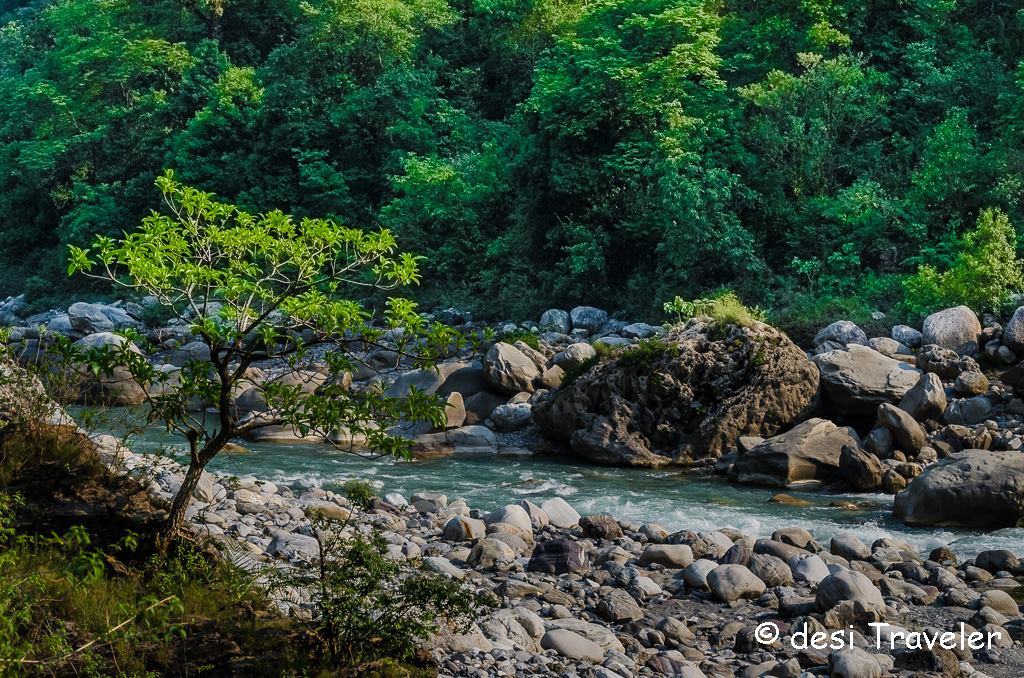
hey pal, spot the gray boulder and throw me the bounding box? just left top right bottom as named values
left=942, top=396, right=994, bottom=425
left=893, top=450, right=1024, bottom=528
left=814, top=320, right=868, bottom=347
left=815, top=569, right=885, bottom=612
left=839, top=445, right=883, bottom=491
left=891, top=324, right=923, bottom=348
left=898, top=372, right=947, bottom=422
left=922, top=305, right=981, bottom=356
left=553, top=342, right=597, bottom=370
left=528, top=539, right=588, bottom=574
left=733, top=418, right=860, bottom=487
left=483, top=342, right=540, bottom=395
left=877, top=403, right=926, bottom=453
left=813, top=345, right=921, bottom=417
left=539, top=309, right=571, bottom=334
left=490, top=403, right=533, bottom=432
left=1003, top=305, right=1024, bottom=353
left=707, top=564, right=766, bottom=602
left=569, top=306, right=608, bottom=333
left=540, top=629, right=604, bottom=663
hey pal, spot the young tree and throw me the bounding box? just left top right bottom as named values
left=65, top=170, right=458, bottom=551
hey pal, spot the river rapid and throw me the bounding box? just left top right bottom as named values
left=87, top=408, right=1024, bottom=560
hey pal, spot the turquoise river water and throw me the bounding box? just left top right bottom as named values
left=88, top=409, right=1023, bottom=559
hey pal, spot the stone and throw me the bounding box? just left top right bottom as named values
left=839, top=445, right=884, bottom=491
left=553, top=342, right=597, bottom=370
left=596, top=589, right=644, bottom=622
left=942, top=396, right=993, bottom=425
left=468, top=538, right=516, bottom=569
left=814, top=320, right=868, bottom=347
left=463, top=391, right=507, bottom=425
left=423, top=556, right=466, bottom=580
left=266, top=531, right=320, bottom=561
left=621, top=322, right=659, bottom=339
left=898, top=372, right=947, bottom=422
left=410, top=492, right=447, bottom=513
left=733, top=418, right=860, bottom=487
left=707, top=564, right=766, bottom=602
left=830, top=532, right=871, bottom=561
left=877, top=402, right=926, bottom=452
left=527, top=539, right=588, bottom=574
left=788, top=553, right=830, bottom=585
left=815, top=569, right=885, bottom=612
left=917, top=344, right=981, bottom=380
left=534, top=320, right=818, bottom=466
left=569, top=306, right=608, bottom=333
left=485, top=504, right=533, bottom=532
left=540, top=629, right=604, bottom=664
left=483, top=343, right=540, bottom=395
left=539, top=309, right=571, bottom=335
left=579, top=514, right=623, bottom=539
left=813, top=345, right=921, bottom=416
left=443, top=516, right=486, bottom=542
left=954, top=370, right=989, bottom=396
left=681, top=559, right=718, bottom=590
left=893, top=450, right=1024, bottom=528
left=67, top=302, right=116, bottom=333
left=519, top=500, right=550, bottom=528
left=1003, top=305, right=1024, bottom=353
left=829, top=646, right=882, bottom=678
left=638, top=544, right=694, bottom=569
left=922, top=306, right=982, bottom=355
left=539, top=498, right=580, bottom=528
left=891, top=324, right=923, bottom=348
left=975, top=549, right=1021, bottom=574
left=867, top=336, right=912, bottom=358
left=979, top=589, right=1020, bottom=616
left=490, top=402, right=533, bottom=432
left=747, top=553, right=793, bottom=587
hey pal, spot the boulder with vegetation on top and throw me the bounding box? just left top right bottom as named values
left=533, top=318, right=819, bottom=467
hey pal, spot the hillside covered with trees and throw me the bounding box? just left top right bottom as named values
left=1, top=0, right=1022, bottom=328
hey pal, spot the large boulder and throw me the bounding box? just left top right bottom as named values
left=733, top=418, right=860, bottom=487
left=876, top=403, right=926, bottom=453
left=893, top=450, right=1024, bottom=528
left=922, top=306, right=981, bottom=356
left=483, top=343, right=540, bottom=395
left=838, top=445, right=883, bottom=491
left=813, top=345, right=920, bottom=417
left=72, top=333, right=148, bottom=406
left=534, top=320, right=818, bottom=466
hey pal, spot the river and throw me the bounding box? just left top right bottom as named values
left=85, top=408, right=1024, bottom=559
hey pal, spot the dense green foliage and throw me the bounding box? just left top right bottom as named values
left=2, top=0, right=1023, bottom=324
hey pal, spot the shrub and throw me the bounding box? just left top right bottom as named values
left=663, top=290, right=767, bottom=328
left=281, top=517, right=486, bottom=668
left=499, top=328, right=540, bottom=350
left=340, top=479, right=379, bottom=510
left=903, top=208, right=1023, bottom=316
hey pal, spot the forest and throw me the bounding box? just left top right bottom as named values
left=0, top=0, right=1022, bottom=329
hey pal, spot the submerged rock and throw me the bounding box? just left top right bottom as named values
left=534, top=320, right=819, bottom=466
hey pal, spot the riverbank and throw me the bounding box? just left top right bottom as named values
left=93, top=424, right=1024, bottom=677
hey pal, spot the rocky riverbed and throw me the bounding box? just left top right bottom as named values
left=88, top=431, right=1024, bottom=677
left=4, top=293, right=1024, bottom=674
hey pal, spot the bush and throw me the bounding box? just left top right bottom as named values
left=498, top=328, right=540, bottom=350
left=340, top=479, right=379, bottom=510
left=902, top=208, right=1023, bottom=316
left=663, top=290, right=767, bottom=328
left=281, top=518, right=486, bottom=668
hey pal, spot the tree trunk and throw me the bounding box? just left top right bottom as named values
left=155, top=461, right=206, bottom=553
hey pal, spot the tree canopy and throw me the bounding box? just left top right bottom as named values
left=2, top=0, right=1023, bottom=327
